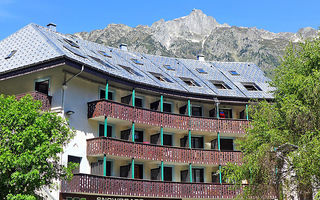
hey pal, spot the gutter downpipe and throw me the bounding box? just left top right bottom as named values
left=62, top=65, right=85, bottom=113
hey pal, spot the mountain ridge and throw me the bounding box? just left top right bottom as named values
left=74, top=9, right=318, bottom=75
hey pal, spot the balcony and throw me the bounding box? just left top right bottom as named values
left=16, top=91, right=52, bottom=111
left=88, top=99, right=250, bottom=135
left=87, top=137, right=243, bottom=165
left=61, top=174, right=244, bottom=199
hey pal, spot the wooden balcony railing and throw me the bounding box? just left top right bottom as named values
left=16, top=91, right=52, bottom=111
left=87, top=137, right=243, bottom=165
left=88, top=99, right=250, bottom=135
left=61, top=174, right=244, bottom=199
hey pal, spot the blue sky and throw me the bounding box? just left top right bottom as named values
left=0, top=0, right=319, bottom=40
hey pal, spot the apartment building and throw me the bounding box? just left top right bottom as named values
left=0, top=23, right=274, bottom=200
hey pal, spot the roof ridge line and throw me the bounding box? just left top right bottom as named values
left=29, top=24, right=65, bottom=56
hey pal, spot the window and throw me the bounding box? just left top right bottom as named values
left=229, top=70, right=240, bottom=76
left=134, top=164, right=144, bottom=179
left=163, top=102, right=172, bottom=113
left=220, top=139, right=234, bottom=151
left=219, top=108, right=232, bottom=119
left=210, top=80, right=231, bottom=90
left=63, top=45, right=86, bottom=58
left=163, top=134, right=173, bottom=146
left=180, top=170, right=189, bottom=182
left=35, top=79, right=49, bottom=95
left=151, top=167, right=172, bottom=181
left=150, top=72, right=173, bottom=83
left=135, top=97, right=143, bottom=108
left=98, top=124, right=112, bottom=137
left=192, top=105, right=202, bottom=116
left=180, top=77, right=201, bottom=87
left=131, top=58, right=143, bottom=65
left=89, top=56, right=114, bottom=69
left=98, top=50, right=112, bottom=58
left=242, top=82, right=262, bottom=91
left=196, top=68, right=207, bottom=74
left=99, top=89, right=114, bottom=100
left=191, top=136, right=204, bottom=149
left=193, top=168, right=204, bottom=183
left=68, top=155, right=81, bottom=174
left=63, top=38, right=79, bottom=48
left=164, top=65, right=175, bottom=71
left=91, top=160, right=112, bottom=176
left=5, top=50, right=17, bottom=59
left=150, top=133, right=172, bottom=146
left=134, top=130, right=144, bottom=143
left=118, top=65, right=143, bottom=77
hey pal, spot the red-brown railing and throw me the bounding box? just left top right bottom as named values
left=16, top=91, right=52, bottom=111
left=87, top=137, right=243, bottom=165
left=61, top=174, right=244, bottom=199
left=88, top=100, right=250, bottom=135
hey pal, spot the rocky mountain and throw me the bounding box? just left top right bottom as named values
left=74, top=9, right=318, bottom=76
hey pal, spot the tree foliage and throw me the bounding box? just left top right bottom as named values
left=0, top=95, right=76, bottom=199
left=222, top=37, right=320, bottom=199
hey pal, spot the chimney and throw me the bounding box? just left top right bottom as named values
left=47, top=23, right=56, bottom=31
left=197, top=54, right=205, bottom=61
left=119, top=43, right=128, bottom=51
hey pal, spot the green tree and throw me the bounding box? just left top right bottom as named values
left=0, top=95, right=76, bottom=199
left=222, top=37, right=320, bottom=199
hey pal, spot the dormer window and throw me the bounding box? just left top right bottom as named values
left=150, top=72, right=173, bottom=83
left=119, top=64, right=143, bottom=77
left=210, top=80, right=231, bottom=90
left=131, top=58, right=143, bottom=65
left=196, top=68, right=207, bottom=74
left=180, top=77, right=201, bottom=87
left=5, top=50, right=17, bottom=59
left=63, top=38, right=79, bottom=48
left=164, top=65, right=175, bottom=71
left=242, top=82, right=262, bottom=91
left=229, top=71, right=240, bottom=76
left=98, top=50, right=112, bottom=58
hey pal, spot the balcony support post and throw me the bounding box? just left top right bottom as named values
left=160, top=95, right=164, bottom=112
left=217, top=132, right=221, bottom=151
left=104, top=117, right=108, bottom=137
left=132, top=88, right=135, bottom=107
left=160, top=95, right=164, bottom=145
left=188, top=99, right=192, bottom=148
left=105, top=80, right=109, bottom=100
left=161, top=161, right=164, bottom=181
left=189, top=163, right=193, bottom=183
left=246, top=104, right=249, bottom=120
left=103, top=154, right=107, bottom=176
left=132, top=123, right=135, bottom=142
left=131, top=158, right=135, bottom=179
left=188, top=130, right=192, bottom=148
left=132, top=88, right=135, bottom=142
left=219, top=165, right=222, bottom=184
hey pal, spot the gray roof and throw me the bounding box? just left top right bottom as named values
left=0, top=23, right=274, bottom=99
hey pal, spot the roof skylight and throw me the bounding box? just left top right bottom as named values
left=242, top=82, right=262, bottom=91
left=180, top=77, right=201, bottom=87
left=210, top=80, right=231, bottom=90
left=196, top=68, right=207, bottom=74
left=5, top=50, right=17, bottom=59
left=150, top=72, right=173, bottom=83
left=229, top=71, right=240, bottom=76
left=164, top=65, right=175, bottom=71
left=118, top=64, right=143, bottom=77
left=63, top=38, right=79, bottom=48
left=89, top=56, right=115, bottom=69
left=131, top=58, right=143, bottom=65
left=63, top=45, right=86, bottom=58
left=98, top=50, right=112, bottom=58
